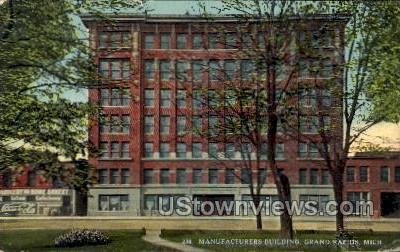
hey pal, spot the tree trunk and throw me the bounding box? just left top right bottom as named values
left=256, top=210, right=263, bottom=230
left=333, top=172, right=345, bottom=232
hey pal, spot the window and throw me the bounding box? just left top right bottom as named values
left=224, top=61, right=236, bottom=80
left=299, top=116, right=318, bottom=134
left=160, top=33, right=170, bottom=49
left=177, top=90, right=186, bottom=108
left=109, top=89, right=130, bottom=106
left=320, top=89, right=331, bottom=107
left=176, top=143, right=187, bottom=158
left=160, top=143, right=170, bottom=158
left=144, top=89, right=154, bottom=107
left=100, top=115, right=130, bottom=134
left=160, top=61, right=170, bottom=81
left=144, top=34, right=154, bottom=49
left=144, top=169, right=154, bottom=184
left=192, top=90, right=202, bottom=111
left=241, top=60, right=254, bottom=80
left=395, top=167, right=400, bottom=183
left=208, top=33, right=218, bottom=49
left=321, top=169, right=330, bottom=185
left=241, top=169, right=251, bottom=184
left=225, top=33, right=236, bottom=49
left=193, top=169, right=202, bottom=184
left=225, top=143, right=235, bottom=159
left=192, top=143, right=202, bottom=158
left=209, top=60, right=219, bottom=81
left=241, top=143, right=251, bottom=159
left=241, top=34, right=252, bottom=49
left=2, top=170, right=12, bottom=188
left=160, top=116, right=170, bottom=135
left=177, top=116, right=186, bottom=136
left=99, top=59, right=130, bottom=80
left=98, top=195, right=129, bottom=211
left=145, top=61, right=155, bottom=80
left=122, top=142, right=130, bottom=158
left=160, top=89, right=171, bottom=108
left=98, top=32, right=130, bottom=48
left=144, top=142, right=154, bottom=158
left=99, top=142, right=109, bottom=158
left=208, top=169, right=218, bottom=184
left=111, top=142, right=120, bottom=158
left=346, top=166, right=355, bottom=182
left=299, top=169, right=307, bottom=184
left=360, top=167, right=368, bottom=182
left=176, top=61, right=187, bottom=81
left=192, top=116, right=202, bottom=135
left=192, top=61, right=203, bottom=82
left=310, top=169, right=318, bottom=185
left=275, top=144, right=285, bottom=159
left=299, top=89, right=317, bottom=108
left=144, top=116, right=154, bottom=135
left=192, top=34, right=203, bottom=49
left=381, top=166, right=389, bottom=183
left=225, top=168, right=235, bottom=184
left=299, top=194, right=330, bottom=214
left=176, top=168, right=186, bottom=184
left=346, top=192, right=369, bottom=215
left=208, top=143, right=218, bottom=158
left=110, top=169, right=119, bottom=184
left=98, top=169, right=108, bottom=184
left=298, top=142, right=320, bottom=159
left=160, top=169, right=169, bottom=184
left=176, top=34, right=186, bottom=49
left=260, top=143, right=268, bottom=160
left=258, top=169, right=267, bottom=184
left=208, top=116, right=218, bottom=137
left=121, top=169, right=130, bottom=184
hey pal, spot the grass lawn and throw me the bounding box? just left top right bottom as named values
left=0, top=229, right=174, bottom=252
left=161, top=230, right=400, bottom=251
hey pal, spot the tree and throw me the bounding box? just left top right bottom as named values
left=193, top=0, right=316, bottom=237
left=282, top=1, right=400, bottom=234
left=0, top=1, right=144, bottom=176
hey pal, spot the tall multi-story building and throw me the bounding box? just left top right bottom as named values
left=83, top=14, right=351, bottom=216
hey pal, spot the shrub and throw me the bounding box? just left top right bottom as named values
left=54, top=229, right=110, bottom=248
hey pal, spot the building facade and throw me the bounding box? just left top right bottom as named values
left=0, top=163, right=77, bottom=216
left=83, top=14, right=363, bottom=217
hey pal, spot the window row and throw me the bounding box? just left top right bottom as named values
left=143, top=32, right=267, bottom=50
left=98, top=31, right=131, bottom=48
left=143, top=142, right=285, bottom=160
left=99, top=59, right=131, bottom=80
left=143, top=168, right=268, bottom=185
left=347, top=166, right=400, bottom=183
left=299, top=116, right=331, bottom=134
left=298, top=168, right=330, bottom=185
left=97, top=168, right=130, bottom=184
left=99, top=89, right=130, bottom=107
left=99, top=142, right=130, bottom=159
left=99, top=115, right=130, bottom=134
left=143, top=59, right=329, bottom=82
left=98, top=194, right=129, bottom=211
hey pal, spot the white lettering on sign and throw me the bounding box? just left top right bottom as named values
left=0, top=189, right=70, bottom=196
left=0, top=202, right=36, bottom=214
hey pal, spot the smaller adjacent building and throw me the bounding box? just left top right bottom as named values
left=346, top=152, right=400, bottom=218
left=0, top=163, right=79, bottom=216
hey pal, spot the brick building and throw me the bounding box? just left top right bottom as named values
left=0, top=163, right=77, bottom=216
left=81, top=14, right=399, bottom=218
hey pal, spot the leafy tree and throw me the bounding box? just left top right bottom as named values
left=0, top=0, right=144, bottom=180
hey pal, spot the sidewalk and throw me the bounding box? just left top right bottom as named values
left=142, top=229, right=208, bottom=252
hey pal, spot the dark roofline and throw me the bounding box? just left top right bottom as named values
left=80, top=13, right=350, bottom=27
left=349, top=151, right=400, bottom=160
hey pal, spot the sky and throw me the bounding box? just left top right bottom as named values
left=66, top=0, right=399, bottom=150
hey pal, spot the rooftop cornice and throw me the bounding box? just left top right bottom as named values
left=80, top=13, right=350, bottom=26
